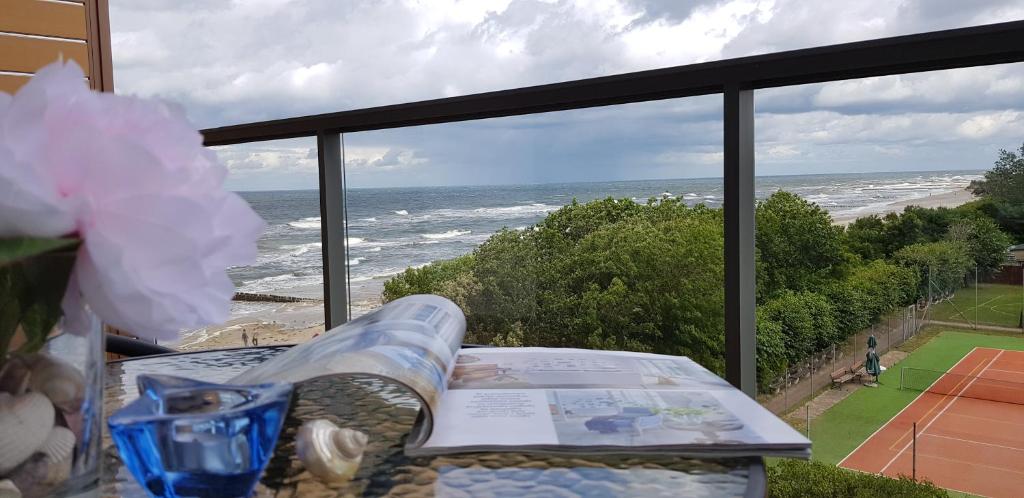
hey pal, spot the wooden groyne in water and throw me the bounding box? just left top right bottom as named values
left=233, top=292, right=321, bottom=303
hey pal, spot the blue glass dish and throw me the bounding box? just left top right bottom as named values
left=108, top=374, right=293, bottom=498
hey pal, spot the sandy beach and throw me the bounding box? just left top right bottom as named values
left=181, top=187, right=976, bottom=351
left=831, top=188, right=975, bottom=226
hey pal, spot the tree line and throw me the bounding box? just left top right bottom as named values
left=383, top=144, right=1023, bottom=393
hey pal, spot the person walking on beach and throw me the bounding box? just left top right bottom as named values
left=252, top=332, right=259, bottom=347
left=242, top=329, right=249, bottom=347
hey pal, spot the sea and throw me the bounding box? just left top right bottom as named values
left=228, top=170, right=982, bottom=321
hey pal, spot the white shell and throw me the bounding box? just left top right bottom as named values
left=0, top=479, right=20, bottom=498
left=296, top=420, right=368, bottom=484
left=27, top=354, right=85, bottom=413
left=0, top=392, right=55, bottom=475
left=37, top=426, right=75, bottom=464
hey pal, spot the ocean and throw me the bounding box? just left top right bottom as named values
left=229, top=170, right=981, bottom=320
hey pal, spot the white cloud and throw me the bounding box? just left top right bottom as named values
left=107, top=0, right=1024, bottom=188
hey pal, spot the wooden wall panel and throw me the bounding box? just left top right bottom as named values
left=0, top=0, right=88, bottom=39
left=0, top=33, right=90, bottom=75
left=0, top=73, right=32, bottom=94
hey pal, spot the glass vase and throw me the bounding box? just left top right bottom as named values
left=0, top=253, right=105, bottom=497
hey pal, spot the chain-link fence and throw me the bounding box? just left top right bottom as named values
left=761, top=304, right=927, bottom=415
left=930, top=265, right=1024, bottom=330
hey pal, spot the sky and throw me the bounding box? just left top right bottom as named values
left=108, top=0, right=1024, bottom=190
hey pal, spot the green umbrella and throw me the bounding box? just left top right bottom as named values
left=865, top=349, right=881, bottom=381
left=867, top=335, right=877, bottom=349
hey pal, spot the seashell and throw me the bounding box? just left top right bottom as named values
left=37, top=426, right=75, bottom=464
left=296, top=419, right=368, bottom=484
left=0, top=356, right=32, bottom=396
left=0, top=392, right=55, bottom=475
left=26, top=354, right=85, bottom=413
left=0, top=479, right=20, bottom=498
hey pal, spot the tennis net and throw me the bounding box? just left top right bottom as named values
left=900, top=367, right=1024, bottom=406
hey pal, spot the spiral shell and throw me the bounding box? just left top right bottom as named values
left=296, top=420, right=368, bottom=484
left=0, top=392, right=55, bottom=475
left=27, top=354, right=85, bottom=413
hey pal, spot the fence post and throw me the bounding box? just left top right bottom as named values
left=900, top=367, right=904, bottom=390
left=806, top=405, right=810, bottom=439
left=809, top=359, right=813, bottom=396
left=832, top=344, right=836, bottom=375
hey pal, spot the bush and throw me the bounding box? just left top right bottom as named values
left=893, top=241, right=973, bottom=299
left=824, top=260, right=919, bottom=336
left=756, top=312, right=787, bottom=392
left=767, top=460, right=947, bottom=497
left=758, top=291, right=837, bottom=363
left=382, top=254, right=475, bottom=301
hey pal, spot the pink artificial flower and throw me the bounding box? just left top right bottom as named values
left=0, top=61, right=265, bottom=341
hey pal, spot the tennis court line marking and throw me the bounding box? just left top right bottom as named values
left=941, top=410, right=1024, bottom=426
left=923, top=432, right=1024, bottom=453
left=912, top=450, right=1024, bottom=477
left=879, top=350, right=1005, bottom=475
left=885, top=351, right=992, bottom=451
left=836, top=347, right=980, bottom=469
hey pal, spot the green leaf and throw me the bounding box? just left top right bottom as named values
left=0, top=251, right=76, bottom=356
left=0, top=237, right=80, bottom=267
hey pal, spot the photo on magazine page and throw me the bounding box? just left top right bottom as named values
left=546, top=389, right=762, bottom=447
left=449, top=348, right=731, bottom=391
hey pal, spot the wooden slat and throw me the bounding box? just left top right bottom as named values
left=0, top=0, right=87, bottom=39
left=0, top=73, right=32, bottom=94
left=0, top=33, right=89, bottom=75
left=84, top=0, right=111, bottom=91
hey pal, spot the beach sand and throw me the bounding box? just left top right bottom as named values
left=831, top=188, right=975, bottom=226
left=180, top=187, right=976, bottom=351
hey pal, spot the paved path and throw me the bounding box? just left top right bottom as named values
left=926, top=319, right=1023, bottom=333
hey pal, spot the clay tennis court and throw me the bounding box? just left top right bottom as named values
left=839, top=347, right=1024, bottom=497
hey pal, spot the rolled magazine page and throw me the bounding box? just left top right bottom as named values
left=413, top=348, right=810, bottom=457
left=230, top=295, right=466, bottom=445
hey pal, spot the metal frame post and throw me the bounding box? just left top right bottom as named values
left=723, top=84, right=757, bottom=397
left=317, top=131, right=351, bottom=329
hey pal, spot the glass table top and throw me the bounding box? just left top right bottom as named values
left=103, top=347, right=764, bottom=497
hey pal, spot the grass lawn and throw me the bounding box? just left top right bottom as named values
left=930, top=283, right=1023, bottom=328
left=809, top=329, right=1024, bottom=466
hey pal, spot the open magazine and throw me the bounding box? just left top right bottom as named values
left=231, top=295, right=810, bottom=458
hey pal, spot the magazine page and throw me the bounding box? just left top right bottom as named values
left=413, top=348, right=809, bottom=457
left=230, top=295, right=466, bottom=441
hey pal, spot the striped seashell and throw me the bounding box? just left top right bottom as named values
left=0, top=392, right=54, bottom=475
left=296, top=419, right=368, bottom=484
left=37, top=426, right=75, bottom=464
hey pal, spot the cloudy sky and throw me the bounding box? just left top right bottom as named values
left=109, top=0, right=1024, bottom=190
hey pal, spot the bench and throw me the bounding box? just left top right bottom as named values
left=830, top=361, right=865, bottom=386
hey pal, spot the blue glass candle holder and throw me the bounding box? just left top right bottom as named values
left=108, top=375, right=293, bottom=498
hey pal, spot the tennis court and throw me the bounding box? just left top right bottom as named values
left=839, top=347, right=1024, bottom=497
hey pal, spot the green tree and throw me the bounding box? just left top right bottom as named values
left=945, top=216, right=1012, bottom=276
left=844, top=215, right=887, bottom=260
left=759, top=291, right=837, bottom=362
left=978, top=142, right=1024, bottom=205
left=756, top=191, right=847, bottom=299
left=893, top=241, right=973, bottom=299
